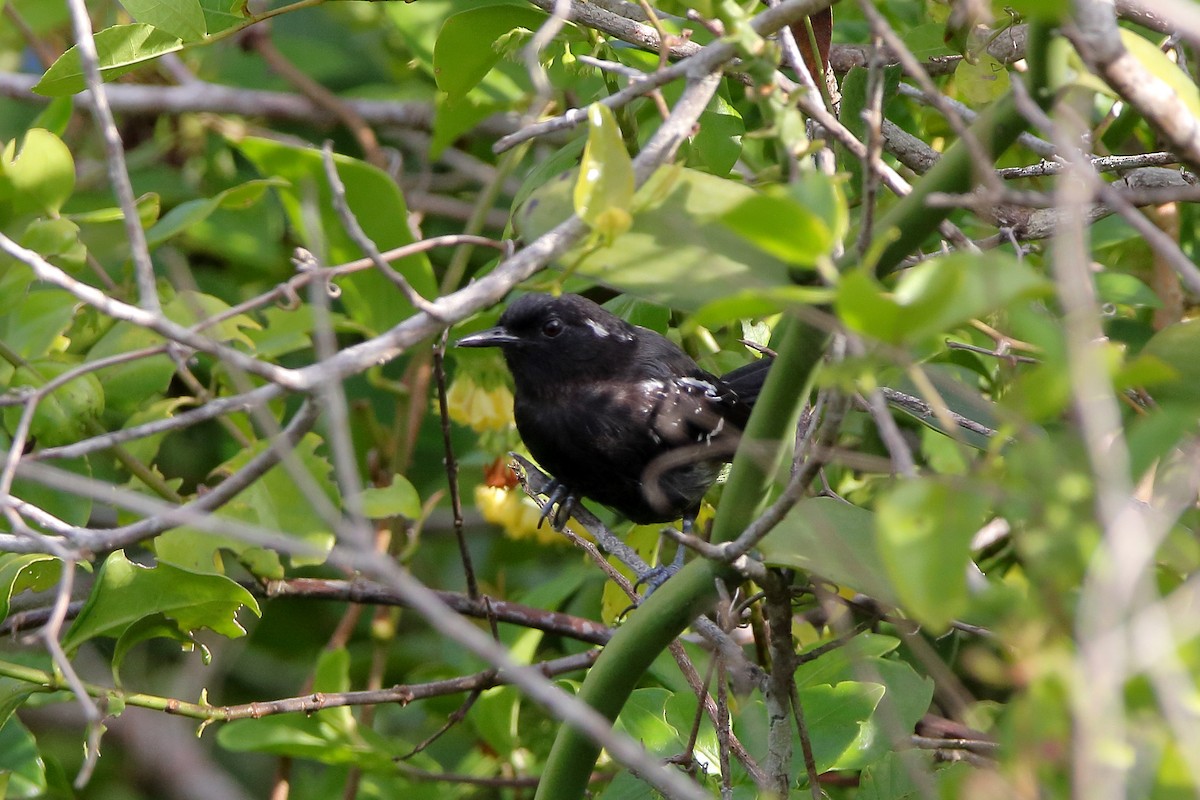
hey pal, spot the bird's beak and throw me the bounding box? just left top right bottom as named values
left=456, top=326, right=520, bottom=348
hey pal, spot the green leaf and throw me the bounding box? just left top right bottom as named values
left=146, top=178, right=286, bottom=248
left=0, top=717, right=46, bottom=798
left=116, top=397, right=192, bottom=465
left=1005, top=0, right=1069, bottom=21
left=796, top=681, right=886, bottom=773
left=875, top=478, right=988, bottom=631
left=4, top=455, right=93, bottom=529
left=433, top=5, right=549, bottom=97
left=690, top=95, right=744, bottom=177
left=120, top=0, right=207, bottom=41
left=200, top=0, right=248, bottom=34
left=1127, top=407, right=1199, bottom=480
left=1138, top=320, right=1200, bottom=405
left=0, top=554, right=62, bottom=622
left=790, top=170, right=849, bottom=248
left=31, top=97, right=74, bottom=136
left=431, top=93, right=502, bottom=159
left=955, top=53, right=1011, bottom=106
left=19, top=218, right=83, bottom=263
left=614, top=688, right=679, bottom=753
left=153, top=527, right=285, bottom=580
left=574, top=103, right=635, bottom=242
left=794, top=634, right=936, bottom=769
left=69, top=192, right=162, bottom=271
left=518, top=166, right=795, bottom=310
left=759, top=497, right=898, bottom=606
left=112, top=613, right=208, bottom=681
left=720, top=183, right=834, bottom=267
left=0, top=286, right=77, bottom=358
left=884, top=364, right=1000, bottom=451
left=472, top=686, right=520, bottom=756
left=217, top=648, right=390, bottom=768
left=0, top=679, right=38, bottom=735
left=1095, top=271, right=1161, bottom=309
left=158, top=433, right=335, bottom=574
left=32, top=24, right=184, bottom=97
left=795, top=632, right=902, bottom=685
left=837, top=252, right=1049, bottom=345
left=62, top=551, right=260, bottom=652
left=1, top=358, right=105, bottom=448
left=858, top=750, right=965, bottom=800
left=837, top=66, right=901, bottom=189
left=236, top=137, right=436, bottom=335
left=85, top=322, right=173, bottom=419
left=163, top=290, right=261, bottom=348
left=0, top=128, right=75, bottom=215
left=246, top=305, right=360, bottom=360
left=69, top=192, right=160, bottom=225
left=358, top=476, right=421, bottom=519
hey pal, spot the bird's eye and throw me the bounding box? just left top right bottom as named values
left=542, top=318, right=563, bottom=338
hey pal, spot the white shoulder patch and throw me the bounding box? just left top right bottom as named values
left=585, top=319, right=611, bottom=338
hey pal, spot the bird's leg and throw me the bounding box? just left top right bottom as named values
left=634, top=513, right=695, bottom=594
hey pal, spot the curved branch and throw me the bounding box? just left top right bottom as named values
left=1066, top=0, right=1200, bottom=174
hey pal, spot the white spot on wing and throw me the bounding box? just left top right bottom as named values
left=678, top=377, right=718, bottom=396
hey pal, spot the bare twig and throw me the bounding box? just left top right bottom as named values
left=320, top=141, right=440, bottom=316
left=64, top=0, right=160, bottom=313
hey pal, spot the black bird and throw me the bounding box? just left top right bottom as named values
left=456, top=293, right=771, bottom=529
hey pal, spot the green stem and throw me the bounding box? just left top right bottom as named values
left=0, top=658, right=219, bottom=720
left=203, top=0, right=327, bottom=46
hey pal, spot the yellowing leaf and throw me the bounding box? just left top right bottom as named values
left=1119, top=29, right=1200, bottom=121
left=0, top=129, right=75, bottom=215
left=574, top=103, right=635, bottom=242
left=955, top=53, right=1011, bottom=105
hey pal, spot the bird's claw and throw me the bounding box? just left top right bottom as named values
left=633, top=534, right=688, bottom=595
left=537, top=480, right=579, bottom=531
left=633, top=562, right=679, bottom=595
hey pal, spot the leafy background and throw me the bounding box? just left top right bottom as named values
left=2, top=0, right=1200, bottom=798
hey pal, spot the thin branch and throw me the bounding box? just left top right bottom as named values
left=0, top=232, right=300, bottom=388
left=259, top=577, right=613, bottom=644
left=0, top=650, right=599, bottom=722
left=494, top=0, right=836, bottom=152
left=0, top=70, right=527, bottom=139
left=1067, top=0, right=1200, bottom=174
left=64, top=0, right=160, bottom=313
left=997, top=151, right=1182, bottom=179
left=320, top=141, right=440, bottom=316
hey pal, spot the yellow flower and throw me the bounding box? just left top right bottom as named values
left=445, top=376, right=514, bottom=432
left=474, top=485, right=586, bottom=545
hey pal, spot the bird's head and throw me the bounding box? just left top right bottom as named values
left=456, top=293, right=637, bottom=386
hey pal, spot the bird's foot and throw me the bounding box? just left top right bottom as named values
left=633, top=536, right=688, bottom=596
left=536, top=480, right=580, bottom=531
left=509, top=454, right=582, bottom=532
